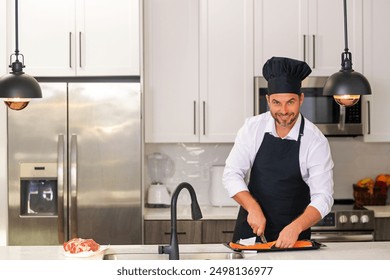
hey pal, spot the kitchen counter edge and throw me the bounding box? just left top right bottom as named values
left=1, top=242, right=390, bottom=260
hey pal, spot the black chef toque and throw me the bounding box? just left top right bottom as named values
left=262, top=57, right=312, bottom=95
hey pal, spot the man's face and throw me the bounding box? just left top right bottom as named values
left=266, top=93, right=304, bottom=128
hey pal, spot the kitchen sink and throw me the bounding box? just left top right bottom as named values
left=180, top=252, right=244, bottom=260
left=103, top=252, right=244, bottom=260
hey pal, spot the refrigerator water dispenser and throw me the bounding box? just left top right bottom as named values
left=20, top=163, right=58, bottom=216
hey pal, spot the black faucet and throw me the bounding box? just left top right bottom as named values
left=158, top=182, right=203, bottom=260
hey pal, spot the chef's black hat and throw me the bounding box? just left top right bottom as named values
left=262, top=57, right=312, bottom=95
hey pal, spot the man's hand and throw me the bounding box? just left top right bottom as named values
left=275, top=224, right=300, bottom=248
left=233, top=191, right=266, bottom=237
left=275, top=206, right=322, bottom=248
left=247, top=206, right=266, bottom=236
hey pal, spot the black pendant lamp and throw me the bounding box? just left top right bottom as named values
left=323, top=0, right=371, bottom=107
left=0, top=0, right=42, bottom=111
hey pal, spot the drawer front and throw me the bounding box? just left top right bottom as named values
left=202, top=220, right=236, bottom=243
left=144, top=220, right=202, bottom=244
left=374, top=218, right=390, bottom=241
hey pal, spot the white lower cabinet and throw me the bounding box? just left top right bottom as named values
left=144, top=0, right=253, bottom=143
left=362, top=0, right=390, bottom=142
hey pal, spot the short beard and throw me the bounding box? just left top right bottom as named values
left=272, top=112, right=298, bottom=128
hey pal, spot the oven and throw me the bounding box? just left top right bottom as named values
left=311, top=200, right=375, bottom=242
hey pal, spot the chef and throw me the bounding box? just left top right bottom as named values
left=223, top=57, right=334, bottom=248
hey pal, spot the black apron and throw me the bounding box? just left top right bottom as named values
left=232, top=116, right=311, bottom=242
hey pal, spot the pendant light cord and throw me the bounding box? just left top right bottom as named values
left=14, top=0, right=19, bottom=59
left=343, top=0, right=349, bottom=52
left=341, top=0, right=352, bottom=71
left=10, top=0, right=24, bottom=73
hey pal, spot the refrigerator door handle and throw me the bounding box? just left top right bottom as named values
left=69, top=134, right=78, bottom=238
left=57, top=134, right=65, bottom=243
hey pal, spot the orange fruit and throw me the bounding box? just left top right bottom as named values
left=356, top=177, right=375, bottom=188
left=375, top=174, right=390, bottom=187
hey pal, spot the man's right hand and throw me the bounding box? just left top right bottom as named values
left=233, top=191, right=266, bottom=237
left=247, top=206, right=266, bottom=236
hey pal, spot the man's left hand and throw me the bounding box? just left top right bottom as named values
left=274, top=224, right=300, bottom=248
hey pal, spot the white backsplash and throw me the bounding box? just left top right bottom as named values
left=328, top=137, right=390, bottom=202
left=145, top=143, right=233, bottom=205
left=145, top=137, right=390, bottom=206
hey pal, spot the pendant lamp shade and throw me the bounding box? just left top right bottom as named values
left=323, top=68, right=372, bottom=107
left=0, top=0, right=42, bottom=111
left=0, top=72, right=41, bottom=99
left=323, top=0, right=371, bottom=107
left=324, top=70, right=371, bottom=96
left=0, top=71, right=42, bottom=111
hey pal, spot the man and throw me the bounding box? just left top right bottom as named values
left=223, top=57, right=334, bottom=248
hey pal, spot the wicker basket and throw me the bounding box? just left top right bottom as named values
left=353, top=184, right=388, bottom=206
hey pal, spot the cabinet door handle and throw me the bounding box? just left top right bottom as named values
left=254, top=77, right=260, bottom=115
left=312, top=35, right=316, bottom=69
left=193, top=100, right=197, bottom=135
left=79, top=32, right=82, bottom=68
left=203, top=101, right=206, bottom=135
left=367, top=100, right=371, bottom=135
left=303, top=35, right=306, bottom=62
left=69, top=32, right=72, bottom=68
left=222, top=230, right=234, bottom=234
left=164, top=232, right=187, bottom=235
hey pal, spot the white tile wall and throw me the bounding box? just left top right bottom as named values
left=145, top=143, right=233, bottom=205
left=145, top=137, right=390, bottom=206
left=328, top=137, right=390, bottom=202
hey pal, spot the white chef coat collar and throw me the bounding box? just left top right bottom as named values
left=265, top=113, right=302, bottom=140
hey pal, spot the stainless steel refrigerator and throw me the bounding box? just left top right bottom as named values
left=7, top=82, right=142, bottom=245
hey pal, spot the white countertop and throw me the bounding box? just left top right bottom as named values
left=144, top=204, right=390, bottom=220
left=1, top=242, right=390, bottom=260
left=365, top=204, right=390, bottom=218
left=144, top=205, right=240, bottom=220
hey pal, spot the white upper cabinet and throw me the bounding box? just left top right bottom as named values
left=198, top=0, right=253, bottom=142
left=144, top=0, right=200, bottom=143
left=7, top=0, right=139, bottom=76
left=254, top=0, right=363, bottom=76
left=362, top=0, right=390, bottom=142
left=144, top=0, right=253, bottom=143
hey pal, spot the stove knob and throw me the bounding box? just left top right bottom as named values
left=339, top=215, right=348, bottom=224
left=360, top=215, right=370, bottom=224
left=350, top=215, right=359, bottom=224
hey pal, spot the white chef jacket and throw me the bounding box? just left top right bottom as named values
left=223, top=112, right=334, bottom=218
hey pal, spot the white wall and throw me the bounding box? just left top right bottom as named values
left=329, top=137, right=390, bottom=201
left=0, top=0, right=8, bottom=246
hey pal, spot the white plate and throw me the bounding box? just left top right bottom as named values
left=63, top=245, right=110, bottom=258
